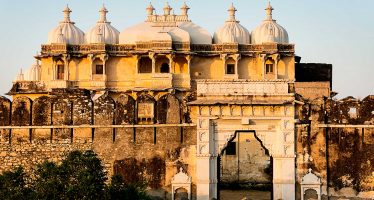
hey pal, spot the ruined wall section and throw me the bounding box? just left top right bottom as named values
left=0, top=90, right=197, bottom=199
left=296, top=96, right=374, bottom=199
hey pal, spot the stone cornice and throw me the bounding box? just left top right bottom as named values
left=40, top=43, right=295, bottom=56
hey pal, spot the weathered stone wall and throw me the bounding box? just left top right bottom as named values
left=0, top=90, right=197, bottom=200
left=296, top=95, right=374, bottom=199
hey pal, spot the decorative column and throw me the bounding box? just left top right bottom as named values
left=149, top=52, right=156, bottom=73
left=220, top=54, right=227, bottom=75
left=62, top=54, right=70, bottom=81
left=272, top=113, right=296, bottom=200
left=233, top=54, right=241, bottom=79
left=100, top=54, right=108, bottom=81
left=135, top=55, right=140, bottom=74
left=88, top=54, right=94, bottom=81
left=167, top=53, right=175, bottom=73
left=271, top=53, right=280, bottom=80
left=186, top=55, right=193, bottom=75
left=196, top=116, right=218, bottom=200
left=260, top=54, right=267, bottom=79
left=52, top=57, right=57, bottom=80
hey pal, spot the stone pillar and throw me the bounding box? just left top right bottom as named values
left=273, top=156, right=296, bottom=200
left=100, top=54, right=108, bottom=81
left=196, top=117, right=218, bottom=200
left=186, top=55, right=193, bottom=75
left=88, top=54, right=94, bottom=81
left=167, top=53, right=174, bottom=73
left=52, top=57, right=57, bottom=80
left=272, top=117, right=296, bottom=200
left=233, top=54, right=241, bottom=79
left=220, top=53, right=227, bottom=74
left=260, top=54, right=267, bottom=79
left=62, top=54, right=70, bottom=81
left=135, top=55, right=140, bottom=74
left=271, top=54, right=280, bottom=80
left=149, top=52, right=156, bottom=73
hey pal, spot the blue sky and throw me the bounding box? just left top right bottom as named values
left=0, top=0, right=373, bottom=98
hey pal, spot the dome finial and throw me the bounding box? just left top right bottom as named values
left=227, top=3, right=237, bottom=22
left=163, top=2, right=172, bottom=15
left=146, top=2, right=155, bottom=16
left=99, top=5, right=108, bottom=23
left=181, top=1, right=190, bottom=16
left=265, top=1, right=274, bottom=20
left=63, top=5, right=72, bottom=22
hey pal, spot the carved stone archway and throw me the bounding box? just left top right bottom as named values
left=196, top=113, right=295, bottom=200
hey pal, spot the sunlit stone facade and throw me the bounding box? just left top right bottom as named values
left=4, top=2, right=373, bottom=200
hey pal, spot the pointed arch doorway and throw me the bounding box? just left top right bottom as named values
left=218, top=131, right=272, bottom=200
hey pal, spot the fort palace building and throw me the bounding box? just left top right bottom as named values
left=1, top=2, right=373, bottom=200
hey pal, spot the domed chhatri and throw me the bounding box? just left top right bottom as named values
left=119, top=2, right=212, bottom=45
left=86, top=5, right=120, bottom=44
left=47, top=6, right=85, bottom=45
left=251, top=2, right=289, bottom=44
left=213, top=3, right=250, bottom=44
left=27, top=58, right=41, bottom=81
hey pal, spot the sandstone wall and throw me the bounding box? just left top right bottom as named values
left=0, top=90, right=197, bottom=200
left=295, top=95, right=374, bottom=200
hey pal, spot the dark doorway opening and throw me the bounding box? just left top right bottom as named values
left=160, top=63, right=170, bottom=73
left=218, top=131, right=273, bottom=200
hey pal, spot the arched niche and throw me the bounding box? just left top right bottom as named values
left=174, top=57, right=188, bottom=74
left=32, top=96, right=52, bottom=126
left=0, top=96, right=11, bottom=126
left=72, top=96, right=93, bottom=125
left=11, top=96, right=32, bottom=126
left=115, top=94, right=136, bottom=125
left=301, top=168, right=321, bottom=200
left=94, top=93, right=115, bottom=125
left=264, top=57, right=276, bottom=80
left=52, top=98, right=72, bottom=125
left=54, top=58, right=65, bottom=80
left=172, top=168, right=192, bottom=200
left=138, top=56, right=152, bottom=73
left=91, top=57, right=104, bottom=80
left=225, top=57, right=236, bottom=75
left=0, top=96, right=11, bottom=143
left=136, top=94, right=156, bottom=124
left=304, top=189, right=318, bottom=200
left=156, top=55, right=170, bottom=73
left=157, top=94, right=181, bottom=124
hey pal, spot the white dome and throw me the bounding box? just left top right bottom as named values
left=251, top=3, right=289, bottom=44
left=178, top=22, right=212, bottom=44
left=213, top=4, right=250, bottom=44
left=28, top=59, right=41, bottom=81
left=119, top=2, right=212, bottom=45
left=120, top=22, right=170, bottom=44
left=86, top=6, right=119, bottom=44
left=47, top=6, right=85, bottom=45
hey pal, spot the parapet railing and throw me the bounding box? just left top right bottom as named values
left=196, top=79, right=292, bottom=96
left=41, top=43, right=294, bottom=55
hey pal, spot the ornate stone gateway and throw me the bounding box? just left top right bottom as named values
left=190, top=80, right=296, bottom=200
